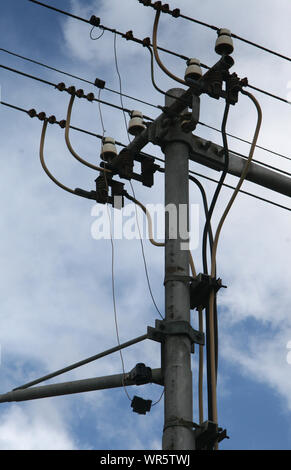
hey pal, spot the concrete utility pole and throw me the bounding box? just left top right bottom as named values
left=162, top=89, right=195, bottom=450
left=0, top=55, right=290, bottom=451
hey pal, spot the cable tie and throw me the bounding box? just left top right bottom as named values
left=47, top=115, right=56, bottom=124
left=161, top=3, right=170, bottom=12
left=37, top=112, right=46, bottom=121
left=27, top=108, right=37, bottom=118
left=86, top=92, right=95, bottom=102
left=142, top=37, right=151, bottom=47
left=124, top=30, right=134, bottom=40
left=171, top=8, right=180, bottom=17
left=67, top=85, right=76, bottom=95
left=94, top=77, right=106, bottom=89
left=153, top=1, right=162, bottom=10
left=89, top=15, right=100, bottom=27
left=75, top=88, right=85, bottom=98
left=59, top=120, right=67, bottom=129
left=55, top=82, right=66, bottom=92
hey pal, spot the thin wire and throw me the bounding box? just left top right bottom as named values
left=197, top=121, right=291, bottom=169
left=2, top=49, right=288, bottom=166
left=113, top=31, right=165, bottom=325
left=113, top=32, right=131, bottom=142
left=98, top=88, right=106, bottom=139
left=1, top=47, right=160, bottom=110
left=128, top=185, right=164, bottom=321
left=124, top=191, right=197, bottom=277
left=152, top=389, right=165, bottom=407
left=90, top=26, right=105, bottom=40
left=103, top=172, right=132, bottom=402
left=2, top=101, right=290, bottom=212
left=28, top=0, right=291, bottom=107
left=138, top=1, right=291, bottom=65
left=0, top=64, right=143, bottom=119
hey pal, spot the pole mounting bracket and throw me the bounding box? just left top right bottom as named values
left=147, top=319, right=204, bottom=353
left=194, top=420, right=229, bottom=450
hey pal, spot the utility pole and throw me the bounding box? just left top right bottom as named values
left=162, top=89, right=195, bottom=450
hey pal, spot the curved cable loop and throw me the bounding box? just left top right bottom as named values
left=152, top=9, right=186, bottom=87
left=210, top=91, right=262, bottom=277
left=90, top=26, right=105, bottom=40
left=65, top=94, right=111, bottom=173
left=39, top=119, right=77, bottom=195
left=124, top=192, right=197, bottom=277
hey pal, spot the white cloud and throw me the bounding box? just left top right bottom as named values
left=1, top=0, right=291, bottom=450
left=0, top=402, right=76, bottom=450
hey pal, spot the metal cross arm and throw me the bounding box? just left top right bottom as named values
left=0, top=368, right=163, bottom=404
left=190, top=135, right=291, bottom=198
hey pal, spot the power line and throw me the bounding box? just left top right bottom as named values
left=2, top=59, right=291, bottom=174
left=0, top=63, right=154, bottom=121
left=137, top=0, right=291, bottom=65
left=0, top=47, right=159, bottom=110
left=112, top=30, right=164, bottom=321
left=198, top=121, right=291, bottom=164
left=27, top=0, right=291, bottom=108
left=2, top=99, right=290, bottom=213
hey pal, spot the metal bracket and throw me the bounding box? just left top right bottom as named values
left=94, top=173, right=125, bottom=209
left=128, top=363, right=152, bottom=385
left=190, top=273, right=226, bottom=310
left=108, top=149, right=160, bottom=188
left=147, top=319, right=204, bottom=354
left=194, top=421, right=229, bottom=450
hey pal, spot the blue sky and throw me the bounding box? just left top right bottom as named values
left=0, top=0, right=291, bottom=450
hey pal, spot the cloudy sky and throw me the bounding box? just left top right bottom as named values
left=0, top=0, right=291, bottom=450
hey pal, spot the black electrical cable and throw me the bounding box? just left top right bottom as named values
left=201, top=102, right=230, bottom=422
left=202, top=103, right=230, bottom=276
left=90, top=26, right=105, bottom=40
left=2, top=100, right=290, bottom=212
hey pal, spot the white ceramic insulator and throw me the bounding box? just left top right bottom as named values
left=184, top=58, right=202, bottom=81
left=128, top=111, right=146, bottom=136
left=215, top=28, right=234, bottom=55
left=101, top=137, right=117, bottom=160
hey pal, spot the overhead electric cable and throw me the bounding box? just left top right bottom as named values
left=39, top=119, right=76, bottom=195
left=0, top=64, right=154, bottom=121
left=65, top=94, right=111, bottom=172
left=208, top=91, right=262, bottom=444
left=112, top=31, right=165, bottom=325
left=138, top=0, right=291, bottom=65
left=202, top=102, right=230, bottom=276
left=0, top=51, right=288, bottom=160
left=0, top=47, right=159, bottom=110
left=27, top=0, right=290, bottom=107
left=152, top=9, right=186, bottom=86
left=2, top=100, right=290, bottom=212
